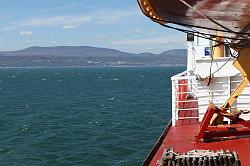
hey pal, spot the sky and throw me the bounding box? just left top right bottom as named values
left=0, top=0, right=186, bottom=53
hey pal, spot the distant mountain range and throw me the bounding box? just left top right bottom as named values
left=0, top=46, right=187, bottom=67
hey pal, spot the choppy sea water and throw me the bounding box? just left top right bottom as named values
left=0, top=66, right=184, bottom=166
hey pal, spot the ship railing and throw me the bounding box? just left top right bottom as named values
left=195, top=75, right=250, bottom=123
left=171, top=71, right=200, bottom=126
left=172, top=72, right=250, bottom=126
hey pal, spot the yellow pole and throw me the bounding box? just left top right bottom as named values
left=222, top=48, right=250, bottom=109
left=212, top=36, right=224, bottom=59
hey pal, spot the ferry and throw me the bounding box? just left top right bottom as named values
left=137, top=0, right=250, bottom=165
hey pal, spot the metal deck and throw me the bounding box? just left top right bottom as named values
left=143, top=98, right=250, bottom=166
left=147, top=123, right=250, bottom=166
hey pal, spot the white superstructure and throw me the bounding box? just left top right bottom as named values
left=171, top=35, right=250, bottom=126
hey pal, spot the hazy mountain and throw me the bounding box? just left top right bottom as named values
left=0, top=46, right=187, bottom=67
left=0, top=46, right=133, bottom=57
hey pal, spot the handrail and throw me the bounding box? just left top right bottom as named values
left=172, top=70, right=250, bottom=126
left=171, top=71, right=199, bottom=126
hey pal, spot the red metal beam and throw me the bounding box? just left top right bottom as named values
left=224, top=115, right=250, bottom=128
left=204, top=129, right=250, bottom=138
left=196, top=104, right=250, bottom=142
left=195, top=105, right=216, bottom=142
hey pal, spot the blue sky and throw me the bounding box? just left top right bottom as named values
left=0, top=0, right=185, bottom=53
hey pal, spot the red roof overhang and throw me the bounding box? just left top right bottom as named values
left=138, top=0, right=250, bottom=46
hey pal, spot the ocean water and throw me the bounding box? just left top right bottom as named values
left=0, top=66, right=184, bottom=166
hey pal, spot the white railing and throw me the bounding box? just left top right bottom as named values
left=171, top=71, right=250, bottom=126
left=171, top=71, right=199, bottom=126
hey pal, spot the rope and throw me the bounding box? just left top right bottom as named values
left=206, top=45, right=215, bottom=86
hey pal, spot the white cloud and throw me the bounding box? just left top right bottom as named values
left=1, top=26, right=15, bottom=31
left=25, top=40, right=43, bottom=43
left=93, top=9, right=138, bottom=24
left=33, top=3, right=80, bottom=14
left=0, top=16, right=92, bottom=31
left=112, top=37, right=186, bottom=53
left=62, top=25, right=77, bottom=30
left=112, top=38, right=180, bottom=46
left=1, top=8, right=139, bottom=31
left=94, top=35, right=106, bottom=41
left=20, top=31, right=33, bottom=36
left=24, top=40, right=58, bottom=45
left=52, top=3, right=79, bottom=11
left=133, top=28, right=144, bottom=34
left=22, top=15, right=92, bottom=27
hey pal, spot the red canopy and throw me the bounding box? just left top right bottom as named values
left=138, top=0, right=250, bottom=47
